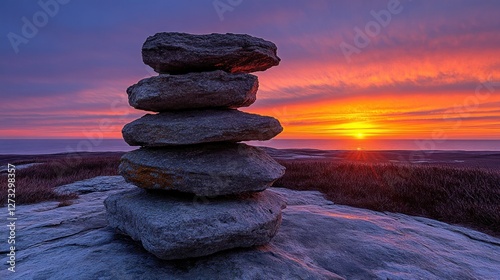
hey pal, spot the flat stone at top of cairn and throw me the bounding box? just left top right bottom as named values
left=127, top=70, right=258, bottom=112
left=122, top=109, right=283, bottom=146
left=142, top=32, right=280, bottom=74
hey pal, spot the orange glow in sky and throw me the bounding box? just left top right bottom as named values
left=1, top=1, right=499, bottom=140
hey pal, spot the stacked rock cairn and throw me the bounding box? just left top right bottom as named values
left=104, top=32, right=287, bottom=260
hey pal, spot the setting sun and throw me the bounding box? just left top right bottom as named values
left=1, top=1, right=499, bottom=277
left=330, top=122, right=375, bottom=139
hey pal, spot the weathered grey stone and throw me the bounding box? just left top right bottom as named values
left=104, top=188, right=285, bottom=260
left=127, top=71, right=258, bottom=112
left=119, top=143, right=285, bottom=196
left=55, top=176, right=130, bottom=195
left=122, top=109, right=283, bottom=146
left=4, top=176, right=500, bottom=280
left=142, top=32, right=280, bottom=74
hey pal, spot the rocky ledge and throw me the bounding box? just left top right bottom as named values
left=1, top=176, right=498, bottom=279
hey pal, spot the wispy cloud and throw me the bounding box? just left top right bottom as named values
left=0, top=0, right=499, bottom=139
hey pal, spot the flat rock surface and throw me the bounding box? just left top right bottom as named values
left=122, top=109, right=282, bottom=146
left=127, top=71, right=258, bottom=112
left=2, top=176, right=499, bottom=280
left=119, top=143, right=285, bottom=196
left=104, top=189, right=285, bottom=260
left=142, top=32, right=280, bottom=74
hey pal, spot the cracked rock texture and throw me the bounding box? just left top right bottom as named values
left=2, top=176, right=499, bottom=279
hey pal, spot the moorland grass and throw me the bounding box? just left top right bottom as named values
left=2, top=155, right=499, bottom=236
left=0, top=155, right=120, bottom=205
left=274, top=160, right=500, bottom=236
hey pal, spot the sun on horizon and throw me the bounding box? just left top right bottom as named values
left=355, top=132, right=365, bottom=139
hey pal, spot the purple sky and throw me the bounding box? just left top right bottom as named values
left=1, top=0, right=499, bottom=139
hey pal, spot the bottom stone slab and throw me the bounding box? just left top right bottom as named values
left=104, top=188, right=286, bottom=260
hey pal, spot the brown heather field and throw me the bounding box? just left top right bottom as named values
left=274, top=160, right=500, bottom=237
left=1, top=154, right=121, bottom=205
left=1, top=153, right=499, bottom=236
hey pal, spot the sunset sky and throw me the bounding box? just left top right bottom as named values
left=1, top=0, right=499, bottom=140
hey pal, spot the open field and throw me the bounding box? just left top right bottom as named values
left=273, top=159, right=500, bottom=237
left=1, top=153, right=122, bottom=205
left=1, top=150, right=499, bottom=236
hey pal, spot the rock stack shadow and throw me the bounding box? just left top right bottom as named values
left=104, top=32, right=286, bottom=260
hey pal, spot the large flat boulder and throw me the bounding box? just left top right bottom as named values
left=122, top=109, right=283, bottom=146
left=5, top=176, right=500, bottom=279
left=127, top=71, right=258, bottom=112
left=119, top=143, right=285, bottom=196
left=104, top=189, right=285, bottom=260
left=142, top=32, right=280, bottom=74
